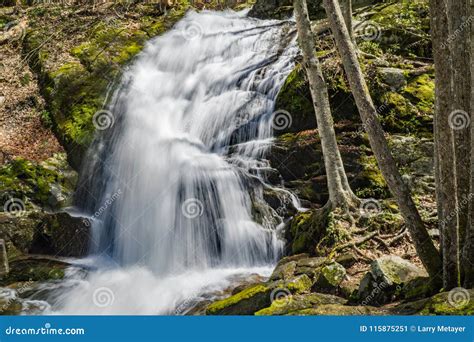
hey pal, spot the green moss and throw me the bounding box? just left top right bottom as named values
left=320, top=263, right=345, bottom=287
left=419, top=290, right=474, bottom=315
left=403, top=74, right=434, bottom=113
left=255, top=292, right=346, bottom=316
left=289, top=210, right=327, bottom=255
left=0, top=258, right=67, bottom=286
left=285, top=274, right=312, bottom=293
left=369, top=0, right=431, bottom=57
left=25, top=4, right=192, bottom=168
left=0, top=154, right=75, bottom=209
left=274, top=65, right=315, bottom=132
left=355, top=155, right=389, bottom=198
left=206, top=284, right=269, bottom=314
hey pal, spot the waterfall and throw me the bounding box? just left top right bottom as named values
left=49, top=9, right=298, bottom=314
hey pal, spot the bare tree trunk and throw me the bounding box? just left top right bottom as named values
left=294, top=0, right=358, bottom=210
left=322, top=0, right=442, bottom=282
left=341, top=0, right=353, bottom=41
left=431, top=0, right=460, bottom=289
left=448, top=0, right=472, bottom=287
left=462, top=0, right=474, bottom=288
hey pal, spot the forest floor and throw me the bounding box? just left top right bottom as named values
left=0, top=38, right=63, bottom=164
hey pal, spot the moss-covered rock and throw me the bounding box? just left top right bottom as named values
left=0, top=211, right=90, bottom=260
left=401, top=276, right=437, bottom=301
left=358, top=256, right=428, bottom=306
left=286, top=209, right=329, bottom=254
left=0, top=256, right=68, bottom=286
left=0, top=154, right=77, bottom=211
left=393, top=289, right=474, bottom=315
left=255, top=292, right=346, bottom=315
left=287, top=304, right=383, bottom=315
left=312, top=262, right=346, bottom=293
left=206, top=274, right=312, bottom=315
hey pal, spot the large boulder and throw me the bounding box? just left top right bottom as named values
left=0, top=256, right=69, bottom=286
left=270, top=253, right=327, bottom=281
left=312, top=262, right=347, bottom=293
left=256, top=292, right=346, bottom=315
left=378, top=67, right=407, bottom=90
left=0, top=154, right=77, bottom=211
left=358, top=256, right=428, bottom=306
left=393, top=289, right=474, bottom=315
left=286, top=304, right=382, bottom=316
left=206, top=274, right=312, bottom=315
left=30, top=212, right=90, bottom=257
left=0, top=211, right=90, bottom=259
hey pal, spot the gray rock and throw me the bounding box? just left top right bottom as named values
left=358, top=255, right=427, bottom=306
left=255, top=292, right=347, bottom=315
left=0, top=211, right=90, bottom=259
left=270, top=260, right=297, bottom=281
left=312, top=262, right=346, bottom=293
left=378, top=67, right=407, bottom=89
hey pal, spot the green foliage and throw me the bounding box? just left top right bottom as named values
left=0, top=155, right=72, bottom=208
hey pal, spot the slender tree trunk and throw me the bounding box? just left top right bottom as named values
left=294, top=0, right=358, bottom=210
left=322, top=0, right=442, bottom=282
left=430, top=0, right=460, bottom=289
left=448, top=0, right=471, bottom=287
left=341, top=0, right=354, bottom=41
left=462, top=0, right=474, bottom=288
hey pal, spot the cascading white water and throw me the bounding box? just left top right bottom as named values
left=41, top=9, right=298, bottom=314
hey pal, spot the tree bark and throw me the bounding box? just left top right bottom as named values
left=430, top=0, right=460, bottom=289
left=448, top=0, right=471, bottom=287
left=294, top=0, right=358, bottom=210
left=462, top=0, right=474, bottom=288
left=323, top=0, right=443, bottom=282
left=341, top=0, right=353, bottom=41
